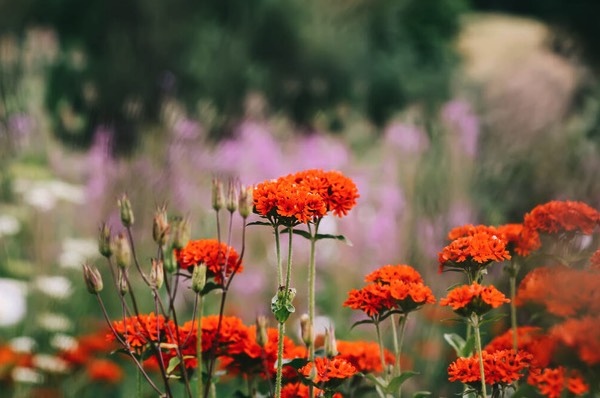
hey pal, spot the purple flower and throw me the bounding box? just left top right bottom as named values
left=441, top=100, right=480, bottom=157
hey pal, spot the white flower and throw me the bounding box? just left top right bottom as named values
left=34, top=276, right=73, bottom=300
left=32, top=354, right=71, bottom=374
left=50, top=334, right=78, bottom=352
left=37, top=312, right=72, bottom=332
left=0, top=214, right=21, bottom=237
left=12, top=367, right=43, bottom=384
left=59, top=238, right=98, bottom=269
left=10, top=336, right=37, bottom=353
left=0, top=278, right=27, bottom=327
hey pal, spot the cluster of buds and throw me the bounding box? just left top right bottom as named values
left=212, top=177, right=253, bottom=219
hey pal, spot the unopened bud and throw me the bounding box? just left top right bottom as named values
left=212, top=178, right=224, bottom=211
left=118, top=271, right=129, bottom=296
left=113, top=233, right=131, bottom=269
left=238, top=185, right=253, bottom=219
left=172, top=217, right=191, bottom=250
left=153, top=206, right=170, bottom=247
left=150, top=259, right=164, bottom=289
left=300, top=314, right=313, bottom=347
left=98, top=223, right=112, bottom=257
left=324, top=327, right=338, bottom=358
left=256, top=316, right=268, bottom=348
left=117, top=194, right=134, bottom=227
left=82, top=263, right=103, bottom=294
left=164, top=249, right=178, bottom=273
left=191, top=264, right=207, bottom=293
left=308, top=364, right=318, bottom=381
left=226, top=181, right=238, bottom=213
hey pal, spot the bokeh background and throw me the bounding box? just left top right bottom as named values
left=1, top=0, right=600, bottom=396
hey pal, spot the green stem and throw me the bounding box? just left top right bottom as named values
left=473, top=316, right=488, bottom=398
left=375, top=321, right=388, bottom=382
left=137, top=366, right=142, bottom=398
left=197, top=294, right=204, bottom=398
left=275, top=225, right=282, bottom=286
left=308, top=222, right=319, bottom=398
left=509, top=261, right=519, bottom=352
left=275, top=322, right=286, bottom=398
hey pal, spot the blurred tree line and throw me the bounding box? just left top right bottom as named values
left=1, top=0, right=467, bottom=151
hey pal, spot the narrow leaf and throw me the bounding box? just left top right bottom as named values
left=315, top=233, right=353, bottom=246
left=246, top=221, right=272, bottom=227
left=166, top=356, right=181, bottom=374
left=386, top=371, right=418, bottom=393
left=443, top=333, right=466, bottom=357
left=350, top=319, right=375, bottom=330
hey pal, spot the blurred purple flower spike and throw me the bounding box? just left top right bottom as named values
left=384, top=122, right=429, bottom=154
left=442, top=100, right=480, bottom=157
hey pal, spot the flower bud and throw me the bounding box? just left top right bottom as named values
left=212, top=178, right=224, bottom=211
left=308, top=364, right=318, bottom=381
left=152, top=206, right=170, bottom=247
left=118, top=271, right=129, bottom=296
left=164, top=249, right=178, bottom=273
left=191, top=264, right=207, bottom=294
left=98, top=223, right=112, bottom=258
left=113, top=233, right=131, bottom=269
left=256, top=316, right=268, bottom=348
left=172, top=217, right=191, bottom=250
left=300, top=314, right=313, bottom=347
left=226, top=180, right=238, bottom=213
left=82, top=263, right=103, bottom=294
left=238, top=185, right=253, bottom=219
left=117, top=194, right=134, bottom=227
left=324, top=327, right=338, bottom=358
left=150, top=259, right=164, bottom=289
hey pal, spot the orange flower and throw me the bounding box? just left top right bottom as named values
left=440, top=283, right=509, bottom=317
left=496, top=223, right=540, bottom=256
left=343, top=283, right=395, bottom=317
left=484, top=326, right=556, bottom=368
left=389, top=280, right=436, bottom=312
left=253, top=169, right=359, bottom=224
left=87, top=359, right=123, bottom=383
left=515, top=265, right=600, bottom=318
left=527, top=367, right=589, bottom=398
left=523, top=200, right=599, bottom=235
left=299, top=356, right=357, bottom=384
left=448, top=350, right=531, bottom=386
left=336, top=340, right=399, bottom=373
left=589, top=249, right=600, bottom=271
left=176, top=239, right=242, bottom=284
left=364, top=264, right=424, bottom=284
left=109, top=313, right=171, bottom=352
left=220, top=326, right=299, bottom=379
left=280, top=382, right=342, bottom=398
left=438, top=232, right=510, bottom=274
left=447, top=224, right=498, bottom=240
left=550, top=316, right=600, bottom=366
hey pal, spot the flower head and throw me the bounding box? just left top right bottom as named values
left=523, top=200, right=599, bottom=235
left=484, top=326, right=556, bottom=368
left=87, top=359, right=123, bottom=383
left=527, top=367, right=589, bottom=398
left=438, top=232, right=510, bottom=276
left=448, top=350, right=531, bottom=387
left=336, top=340, right=397, bottom=373
left=440, top=283, right=509, bottom=317
left=176, top=239, right=242, bottom=284
left=299, top=356, right=357, bottom=385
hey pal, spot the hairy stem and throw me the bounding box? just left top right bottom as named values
left=473, top=316, right=488, bottom=398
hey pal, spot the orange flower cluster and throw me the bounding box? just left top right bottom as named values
left=253, top=169, right=359, bottom=224
left=523, top=200, right=600, bottom=235
left=448, top=223, right=539, bottom=257
left=109, top=313, right=170, bottom=351
left=0, top=345, right=32, bottom=381
left=220, top=326, right=300, bottom=378
left=440, top=283, right=509, bottom=317
left=280, top=382, right=342, bottom=398
left=484, top=326, right=556, bottom=368
left=448, top=350, right=531, bottom=386
left=176, top=239, right=242, bottom=284
left=87, top=359, right=123, bottom=383
left=299, top=356, right=358, bottom=384
left=336, top=340, right=396, bottom=373
left=527, top=367, right=589, bottom=398
left=550, top=316, right=600, bottom=366
left=344, top=264, right=435, bottom=317
left=438, top=232, right=510, bottom=273
left=590, top=248, right=600, bottom=270
left=515, top=265, right=600, bottom=318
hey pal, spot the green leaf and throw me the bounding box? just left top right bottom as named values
left=413, top=391, right=431, bottom=398
left=461, top=335, right=475, bottom=357
left=200, top=281, right=222, bottom=296
left=412, top=392, right=432, bottom=398
left=246, top=221, right=272, bottom=227
left=362, top=373, right=387, bottom=390
left=290, top=229, right=312, bottom=240
left=282, top=358, right=309, bottom=370
left=166, top=356, right=181, bottom=374
left=315, top=233, right=353, bottom=246
left=443, top=333, right=466, bottom=357
left=350, top=318, right=375, bottom=330
left=511, top=382, right=537, bottom=398
left=271, top=288, right=296, bottom=323
left=386, top=371, right=418, bottom=393
left=479, top=312, right=507, bottom=327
